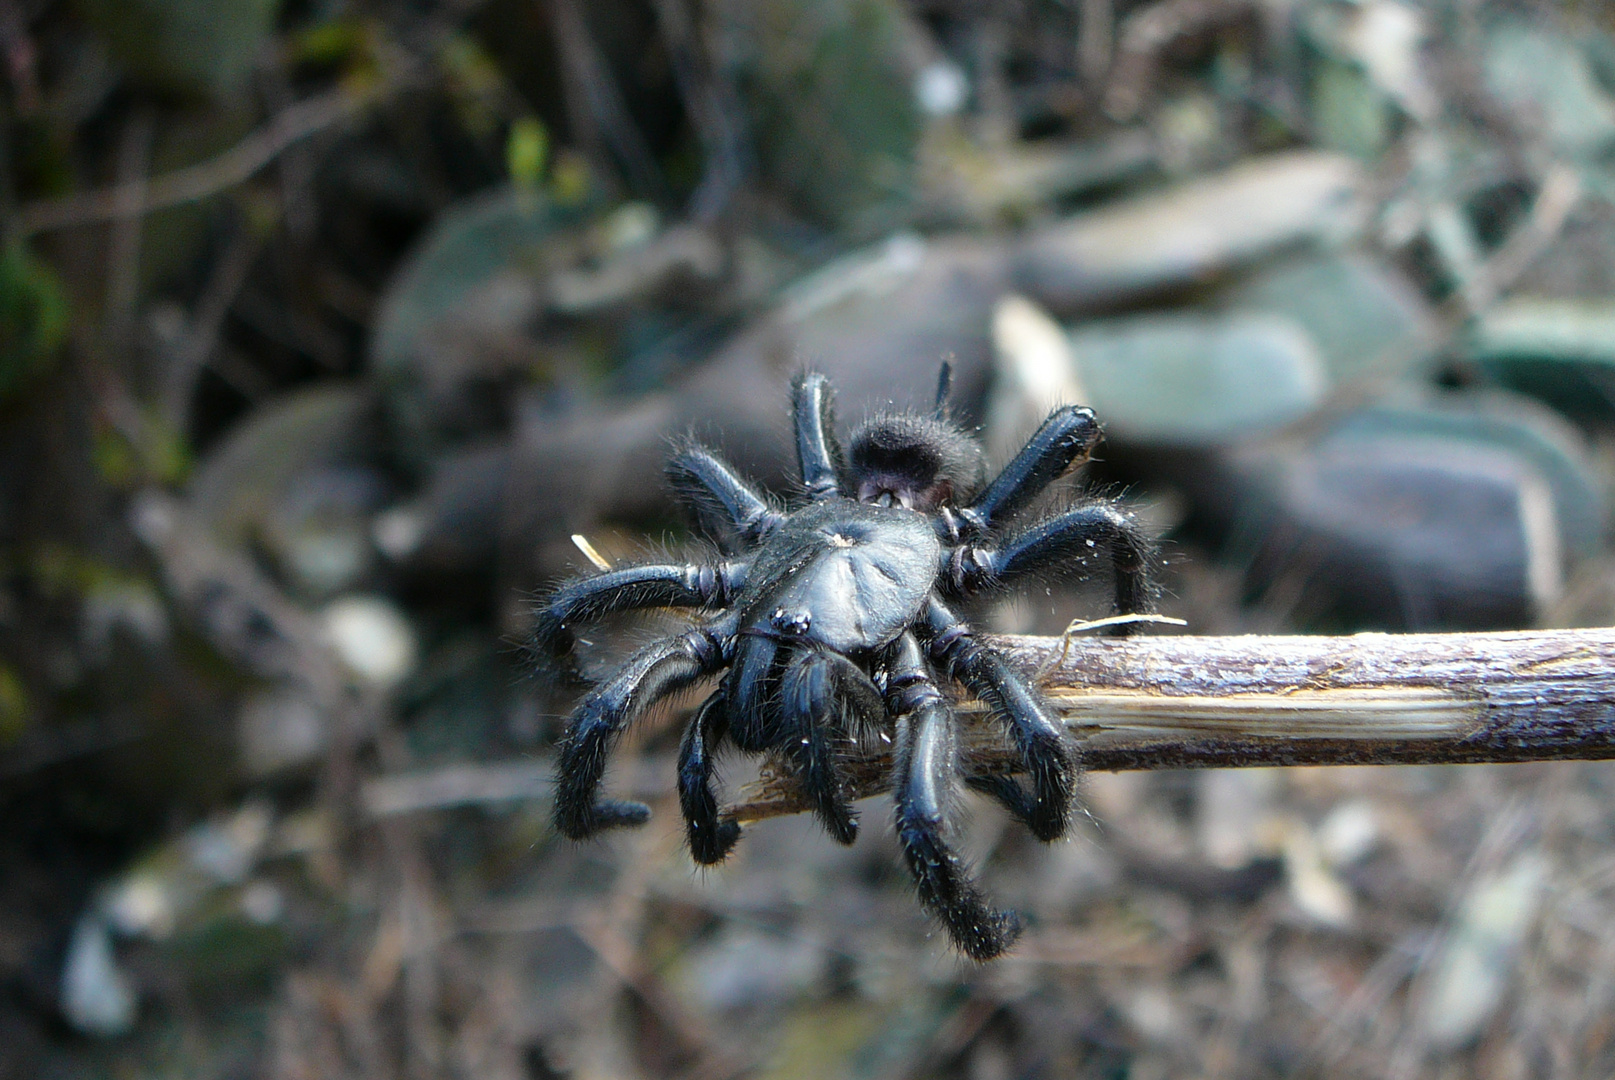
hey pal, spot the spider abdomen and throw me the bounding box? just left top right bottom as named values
left=737, top=499, right=941, bottom=654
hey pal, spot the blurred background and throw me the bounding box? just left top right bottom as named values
left=4, top=0, right=1615, bottom=1075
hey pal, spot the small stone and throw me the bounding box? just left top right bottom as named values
left=1016, top=151, right=1365, bottom=311
left=1418, top=854, right=1548, bottom=1049
left=984, top=294, right=1087, bottom=467
left=1322, top=391, right=1605, bottom=557
left=1484, top=23, right=1615, bottom=156
left=184, top=802, right=273, bottom=885
left=1196, top=769, right=1281, bottom=870
left=678, top=927, right=827, bottom=1012
left=1069, top=312, right=1328, bottom=446
left=1467, top=298, right=1615, bottom=424
left=372, top=506, right=427, bottom=563
left=369, top=190, right=564, bottom=464
left=321, top=595, right=419, bottom=690
left=238, top=688, right=328, bottom=777
left=1224, top=251, right=1438, bottom=384
left=60, top=916, right=136, bottom=1038
left=1282, top=819, right=1355, bottom=928
left=915, top=61, right=967, bottom=117
left=104, top=873, right=176, bottom=940
left=1234, top=431, right=1566, bottom=629
left=239, top=881, right=285, bottom=926
left=1317, top=800, right=1379, bottom=867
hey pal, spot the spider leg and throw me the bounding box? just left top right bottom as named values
left=666, top=445, right=784, bottom=547
left=778, top=647, right=882, bottom=845
left=725, top=633, right=782, bottom=753
left=924, top=597, right=1075, bottom=841
left=947, top=503, right=1154, bottom=634
left=885, top=633, right=1022, bottom=961
left=792, top=372, right=845, bottom=500
left=532, top=560, right=748, bottom=663
left=678, top=690, right=741, bottom=864
left=552, top=623, right=730, bottom=840
left=960, top=405, right=1102, bottom=533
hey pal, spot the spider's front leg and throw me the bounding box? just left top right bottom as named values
left=678, top=691, right=741, bottom=864
left=792, top=372, right=845, bottom=500
left=923, top=597, right=1076, bottom=841
left=666, top=446, right=784, bottom=548
left=959, top=405, right=1102, bottom=534
left=553, top=622, right=731, bottom=840
left=532, top=559, right=748, bottom=668
left=885, top=633, right=1022, bottom=961
left=946, top=502, right=1155, bottom=633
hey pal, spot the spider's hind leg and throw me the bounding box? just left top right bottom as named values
left=925, top=598, right=1076, bottom=841
left=553, top=624, right=730, bottom=840
left=777, top=647, right=883, bottom=845
left=886, top=634, right=1022, bottom=961
left=678, top=691, right=742, bottom=864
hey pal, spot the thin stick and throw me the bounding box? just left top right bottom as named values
left=549, top=0, right=666, bottom=200
left=1454, top=163, right=1583, bottom=316
left=727, top=627, right=1615, bottom=823
left=14, top=86, right=373, bottom=237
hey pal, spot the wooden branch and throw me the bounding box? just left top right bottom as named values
left=728, top=628, right=1615, bottom=823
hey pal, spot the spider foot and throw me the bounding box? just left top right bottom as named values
left=553, top=798, right=651, bottom=840
left=898, top=819, right=1023, bottom=961
left=968, top=773, right=1071, bottom=842
left=687, top=817, right=742, bottom=864
left=803, top=789, right=859, bottom=846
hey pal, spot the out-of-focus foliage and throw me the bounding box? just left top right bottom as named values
left=0, top=243, right=67, bottom=399
left=75, top=0, right=284, bottom=98
left=721, top=0, right=922, bottom=234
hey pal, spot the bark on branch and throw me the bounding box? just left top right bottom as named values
left=729, top=627, right=1615, bottom=823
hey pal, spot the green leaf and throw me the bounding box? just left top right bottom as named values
left=0, top=243, right=68, bottom=401
left=506, top=117, right=549, bottom=192
left=1312, top=59, right=1392, bottom=160
left=0, top=664, right=28, bottom=745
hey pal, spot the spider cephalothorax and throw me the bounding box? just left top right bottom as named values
left=533, top=370, right=1156, bottom=960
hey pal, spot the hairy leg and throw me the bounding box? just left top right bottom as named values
left=678, top=691, right=742, bottom=864
left=960, top=405, right=1102, bottom=534
left=532, top=560, right=747, bottom=664
left=666, top=445, right=783, bottom=547
left=552, top=624, right=729, bottom=839
left=884, top=633, right=1022, bottom=960
left=777, top=647, right=882, bottom=844
left=792, top=372, right=845, bottom=500
left=946, top=502, right=1154, bottom=632
left=724, top=633, right=781, bottom=754
left=924, top=598, right=1076, bottom=841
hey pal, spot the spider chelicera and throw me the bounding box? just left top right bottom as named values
left=533, top=369, right=1156, bottom=960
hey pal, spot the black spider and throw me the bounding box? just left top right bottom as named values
left=533, top=369, right=1156, bottom=960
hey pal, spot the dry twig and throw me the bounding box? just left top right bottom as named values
left=1452, top=163, right=1583, bottom=316
left=730, top=627, right=1615, bottom=822
left=13, top=86, right=377, bottom=236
